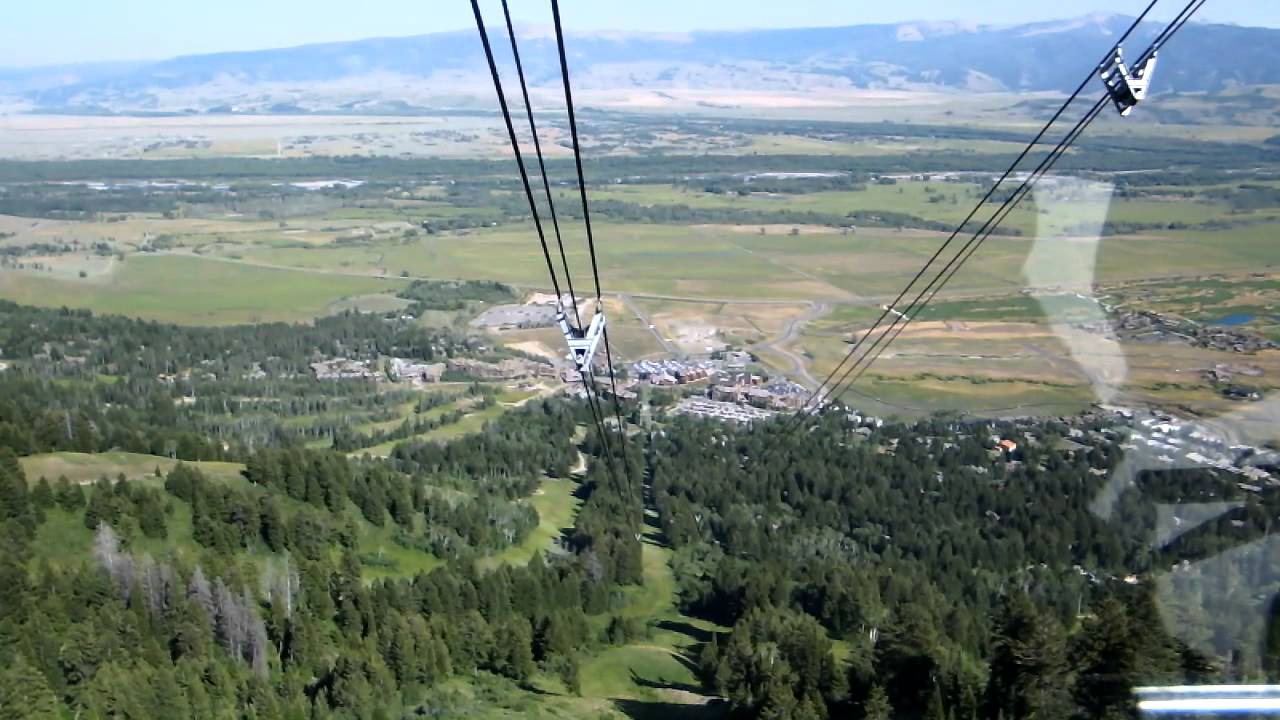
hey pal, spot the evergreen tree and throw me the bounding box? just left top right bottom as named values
left=0, top=460, right=34, bottom=535
left=926, top=683, right=946, bottom=720
left=1071, top=596, right=1137, bottom=720
left=986, top=593, right=1071, bottom=720
left=54, top=477, right=83, bottom=512
left=0, top=654, right=60, bottom=720
left=864, top=684, right=892, bottom=720
left=29, top=478, right=53, bottom=512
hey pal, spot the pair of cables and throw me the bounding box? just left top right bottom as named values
left=791, top=0, right=1206, bottom=428
left=472, top=0, right=631, bottom=483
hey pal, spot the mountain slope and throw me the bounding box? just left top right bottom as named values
left=3, top=15, right=1277, bottom=113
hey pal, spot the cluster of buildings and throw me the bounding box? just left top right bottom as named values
left=1097, top=407, right=1280, bottom=488
left=673, top=377, right=810, bottom=424
left=675, top=398, right=776, bottom=425
left=1079, top=310, right=1279, bottom=354
left=626, top=354, right=810, bottom=423
left=630, top=358, right=721, bottom=386
left=310, top=358, right=379, bottom=381
left=446, top=357, right=554, bottom=381
left=628, top=352, right=754, bottom=388
left=310, top=356, right=555, bottom=384
left=709, top=374, right=809, bottom=411
left=389, top=358, right=445, bottom=384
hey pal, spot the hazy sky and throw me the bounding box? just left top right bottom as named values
left=2, top=0, right=1275, bottom=67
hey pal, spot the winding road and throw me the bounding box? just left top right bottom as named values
left=751, top=301, right=832, bottom=389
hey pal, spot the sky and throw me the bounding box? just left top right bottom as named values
left=1, top=0, right=1276, bottom=67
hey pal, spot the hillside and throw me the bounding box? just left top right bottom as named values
left=3, top=15, right=1279, bottom=114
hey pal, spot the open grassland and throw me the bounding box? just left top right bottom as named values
left=8, top=209, right=1275, bottom=419
left=237, top=222, right=847, bottom=300
left=478, top=475, right=582, bottom=571
left=579, top=514, right=727, bottom=712
left=743, top=133, right=1030, bottom=157
left=220, top=218, right=1280, bottom=309
left=20, top=451, right=246, bottom=486
left=582, top=180, right=1264, bottom=238
left=0, top=114, right=508, bottom=161
left=354, top=400, right=515, bottom=457
left=794, top=314, right=1280, bottom=420
left=0, top=253, right=404, bottom=324
left=357, top=513, right=445, bottom=582
left=4, top=117, right=1278, bottom=422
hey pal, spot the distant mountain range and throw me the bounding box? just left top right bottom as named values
left=2, top=15, right=1277, bottom=114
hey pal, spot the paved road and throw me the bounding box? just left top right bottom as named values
left=751, top=301, right=832, bottom=390
left=618, top=293, right=681, bottom=358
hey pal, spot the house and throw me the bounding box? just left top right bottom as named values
left=998, top=439, right=1018, bottom=454
left=711, top=385, right=743, bottom=403
left=311, top=359, right=378, bottom=381
left=390, top=358, right=445, bottom=383
left=447, top=357, right=551, bottom=380
left=676, top=398, right=774, bottom=425
left=676, top=367, right=709, bottom=383
left=605, top=386, right=638, bottom=401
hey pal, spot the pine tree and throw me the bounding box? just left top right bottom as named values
left=1071, top=595, right=1137, bottom=720
left=0, top=463, right=34, bottom=535
left=496, top=617, right=535, bottom=683
left=29, top=478, right=53, bottom=512
left=926, top=683, right=946, bottom=720
left=259, top=496, right=288, bottom=552
left=557, top=653, right=581, bottom=696
left=864, top=684, right=892, bottom=720
left=83, top=478, right=116, bottom=531
left=986, top=593, right=1070, bottom=720
left=0, top=654, right=60, bottom=720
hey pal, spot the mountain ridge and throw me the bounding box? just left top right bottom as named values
left=2, top=15, right=1276, bottom=114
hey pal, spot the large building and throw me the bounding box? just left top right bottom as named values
left=676, top=398, right=775, bottom=425
left=447, top=357, right=551, bottom=380
left=390, top=358, right=445, bottom=383
left=310, top=359, right=379, bottom=381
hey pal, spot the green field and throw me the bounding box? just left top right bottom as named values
left=20, top=451, right=246, bottom=486
left=478, top=475, right=582, bottom=571
left=0, top=254, right=404, bottom=324
left=3, top=116, right=1277, bottom=428
left=218, top=214, right=1280, bottom=307
left=584, top=181, right=1259, bottom=237
left=355, top=401, right=514, bottom=457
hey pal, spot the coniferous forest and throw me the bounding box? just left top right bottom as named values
left=0, top=301, right=1278, bottom=719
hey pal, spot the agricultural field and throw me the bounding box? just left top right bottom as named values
left=0, top=112, right=1277, bottom=422
left=0, top=253, right=404, bottom=324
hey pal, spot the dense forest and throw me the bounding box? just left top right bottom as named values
left=2, top=297, right=1279, bottom=719
left=652, top=413, right=1280, bottom=718
left=0, top=396, right=643, bottom=720
left=0, top=296, right=530, bottom=456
